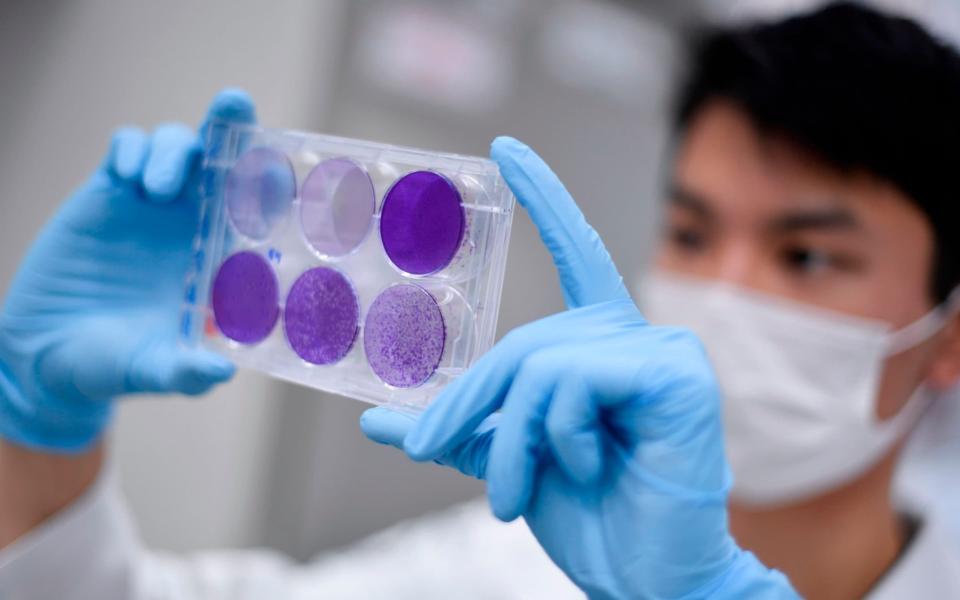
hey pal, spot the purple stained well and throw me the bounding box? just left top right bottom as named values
left=225, top=146, right=296, bottom=240
left=284, top=267, right=359, bottom=365
left=364, top=284, right=445, bottom=388
left=380, top=171, right=465, bottom=275
left=211, top=251, right=280, bottom=344
left=300, top=158, right=375, bottom=258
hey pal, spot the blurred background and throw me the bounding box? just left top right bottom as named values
left=1, top=0, right=958, bottom=562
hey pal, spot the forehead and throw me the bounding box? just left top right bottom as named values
left=673, top=100, right=930, bottom=234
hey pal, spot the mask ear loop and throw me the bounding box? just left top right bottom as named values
left=888, top=286, right=960, bottom=355
left=875, top=287, right=960, bottom=434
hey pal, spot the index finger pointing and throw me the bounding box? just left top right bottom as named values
left=491, top=136, right=630, bottom=308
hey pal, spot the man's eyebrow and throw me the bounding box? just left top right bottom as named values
left=667, top=184, right=714, bottom=220
left=769, top=207, right=859, bottom=233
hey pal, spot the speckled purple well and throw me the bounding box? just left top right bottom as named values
left=363, top=284, right=445, bottom=387
left=283, top=267, right=359, bottom=365
left=225, top=146, right=296, bottom=240
left=300, top=158, right=375, bottom=258
left=380, top=171, right=465, bottom=275
left=211, top=251, right=279, bottom=344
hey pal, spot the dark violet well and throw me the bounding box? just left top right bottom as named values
left=379, top=171, right=465, bottom=275
left=211, top=251, right=280, bottom=344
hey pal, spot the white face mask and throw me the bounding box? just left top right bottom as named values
left=638, top=271, right=949, bottom=506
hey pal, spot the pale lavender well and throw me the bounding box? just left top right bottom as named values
left=379, top=171, right=465, bottom=275
left=300, top=158, right=375, bottom=258
left=363, top=284, right=445, bottom=387
left=211, top=251, right=280, bottom=344
left=283, top=267, right=359, bottom=365
left=225, top=146, right=296, bottom=240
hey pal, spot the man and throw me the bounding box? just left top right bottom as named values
left=644, top=4, right=960, bottom=596
left=0, top=2, right=957, bottom=598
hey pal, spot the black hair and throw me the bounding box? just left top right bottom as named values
left=676, top=1, right=960, bottom=302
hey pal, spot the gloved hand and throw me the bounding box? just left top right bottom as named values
left=0, top=89, right=256, bottom=452
left=362, top=137, right=798, bottom=599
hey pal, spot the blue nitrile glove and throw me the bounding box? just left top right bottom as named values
left=361, top=137, right=798, bottom=599
left=0, top=89, right=256, bottom=452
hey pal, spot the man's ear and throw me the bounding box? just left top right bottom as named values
left=925, top=314, right=960, bottom=390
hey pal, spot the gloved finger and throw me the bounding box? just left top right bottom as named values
left=403, top=341, right=517, bottom=461
left=361, top=406, right=416, bottom=447
left=485, top=351, right=556, bottom=521
left=545, top=365, right=604, bottom=486
left=108, top=127, right=150, bottom=182
left=552, top=335, right=727, bottom=492
left=491, top=136, right=630, bottom=309
left=362, top=406, right=497, bottom=479
left=126, top=343, right=235, bottom=396
left=403, top=301, right=636, bottom=460
left=199, top=88, right=257, bottom=159
left=142, top=123, right=199, bottom=203
left=438, top=414, right=497, bottom=479
left=38, top=320, right=233, bottom=400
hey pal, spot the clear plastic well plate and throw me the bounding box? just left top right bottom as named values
left=180, top=122, right=515, bottom=410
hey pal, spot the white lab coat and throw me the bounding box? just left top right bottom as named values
left=4, top=390, right=960, bottom=599
left=0, top=472, right=582, bottom=600
left=3, top=467, right=960, bottom=600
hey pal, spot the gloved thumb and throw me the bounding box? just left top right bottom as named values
left=38, top=324, right=231, bottom=401
left=126, top=343, right=235, bottom=396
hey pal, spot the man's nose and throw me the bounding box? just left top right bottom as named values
left=711, top=238, right=764, bottom=287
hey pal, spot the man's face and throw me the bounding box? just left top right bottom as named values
left=655, top=99, right=957, bottom=419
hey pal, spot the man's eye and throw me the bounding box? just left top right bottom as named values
left=780, top=246, right=836, bottom=274
left=669, top=227, right=707, bottom=251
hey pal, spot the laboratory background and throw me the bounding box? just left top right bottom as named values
left=1, top=0, right=958, bottom=562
